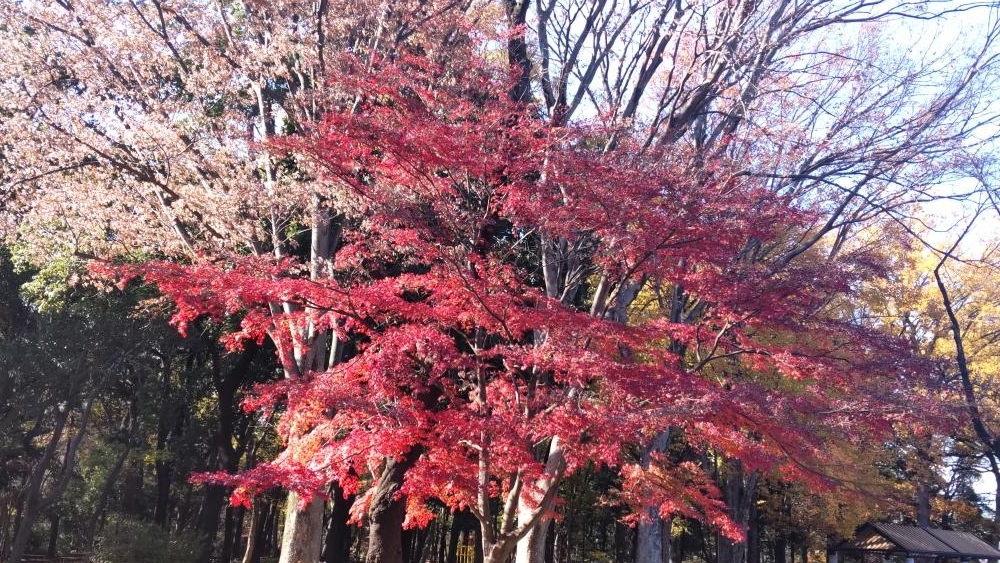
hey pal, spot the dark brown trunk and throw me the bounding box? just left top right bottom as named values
left=747, top=502, right=760, bottom=563
left=403, top=526, right=429, bottom=563
left=616, top=521, right=632, bottom=563
left=85, top=444, right=131, bottom=548
left=266, top=499, right=281, bottom=555
left=717, top=462, right=757, bottom=563
left=473, top=527, right=483, bottom=563
left=403, top=529, right=415, bottom=563
left=437, top=512, right=450, bottom=563
left=47, top=513, right=59, bottom=558
left=322, top=482, right=354, bottom=563
left=543, top=520, right=555, bottom=563
left=661, top=518, right=673, bottom=563
left=775, top=537, right=787, bottom=563
left=916, top=482, right=931, bottom=527
left=121, top=460, right=145, bottom=516
left=198, top=485, right=228, bottom=562
left=202, top=341, right=260, bottom=563
left=221, top=505, right=236, bottom=562
left=366, top=449, right=421, bottom=563
left=153, top=456, right=173, bottom=528
left=502, top=0, right=532, bottom=104
left=446, top=512, right=461, bottom=563
left=234, top=507, right=246, bottom=560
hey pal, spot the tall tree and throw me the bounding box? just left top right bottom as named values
left=5, top=2, right=1000, bottom=563
left=1, top=2, right=474, bottom=561
left=110, top=51, right=936, bottom=563
left=495, top=1, right=1000, bottom=560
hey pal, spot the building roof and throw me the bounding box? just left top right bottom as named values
left=835, top=523, right=1000, bottom=559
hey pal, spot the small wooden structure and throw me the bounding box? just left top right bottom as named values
left=19, top=554, right=89, bottom=563
left=831, top=523, right=1000, bottom=563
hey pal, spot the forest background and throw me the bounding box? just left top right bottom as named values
left=3, top=1, right=1000, bottom=563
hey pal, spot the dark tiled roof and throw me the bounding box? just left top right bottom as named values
left=836, top=523, right=1000, bottom=559
left=924, top=528, right=1000, bottom=559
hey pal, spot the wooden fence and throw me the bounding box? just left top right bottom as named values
left=19, top=554, right=90, bottom=563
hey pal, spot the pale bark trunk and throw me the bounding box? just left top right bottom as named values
left=279, top=493, right=325, bottom=563
left=514, top=515, right=547, bottom=563
left=510, top=438, right=564, bottom=563
left=277, top=202, right=342, bottom=563
left=515, top=509, right=549, bottom=563
left=484, top=542, right=518, bottom=563
left=241, top=499, right=265, bottom=563
left=635, top=430, right=672, bottom=563
left=637, top=515, right=660, bottom=563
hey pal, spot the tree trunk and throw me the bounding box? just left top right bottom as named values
left=635, top=431, right=673, bottom=563
left=516, top=516, right=548, bottom=563
left=616, top=521, right=632, bottom=563
left=279, top=493, right=326, bottom=563
left=775, top=537, right=787, bottom=563
left=322, top=483, right=354, bottom=563
left=7, top=411, right=70, bottom=563
left=46, top=513, right=59, bottom=558
left=484, top=539, right=514, bottom=563
left=661, top=518, right=673, bottom=563
left=153, top=456, right=173, bottom=528
left=473, top=527, right=483, bottom=563
left=85, top=444, right=131, bottom=549
left=7, top=396, right=93, bottom=563
left=635, top=508, right=663, bottom=563
left=437, top=512, right=450, bottom=563
left=273, top=205, right=342, bottom=563
left=154, top=358, right=185, bottom=530
left=402, top=529, right=415, bottom=563
left=717, top=461, right=758, bottom=563
left=198, top=485, right=228, bottom=562
left=221, top=505, right=237, bottom=562
left=267, top=500, right=282, bottom=556
left=747, top=501, right=759, bottom=563
left=513, top=438, right=565, bottom=563
left=916, top=482, right=931, bottom=527
left=366, top=450, right=421, bottom=563
left=242, top=499, right=266, bottom=563
left=543, top=521, right=555, bottom=563
left=446, top=513, right=462, bottom=563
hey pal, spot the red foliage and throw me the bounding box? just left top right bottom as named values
left=95, top=51, right=935, bottom=538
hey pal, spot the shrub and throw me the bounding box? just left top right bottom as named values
left=92, top=518, right=202, bottom=563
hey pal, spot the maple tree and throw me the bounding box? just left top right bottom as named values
left=4, top=1, right=1000, bottom=563
left=0, top=1, right=475, bottom=561
left=101, top=50, right=939, bottom=563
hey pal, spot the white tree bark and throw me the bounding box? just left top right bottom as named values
left=279, top=493, right=326, bottom=563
